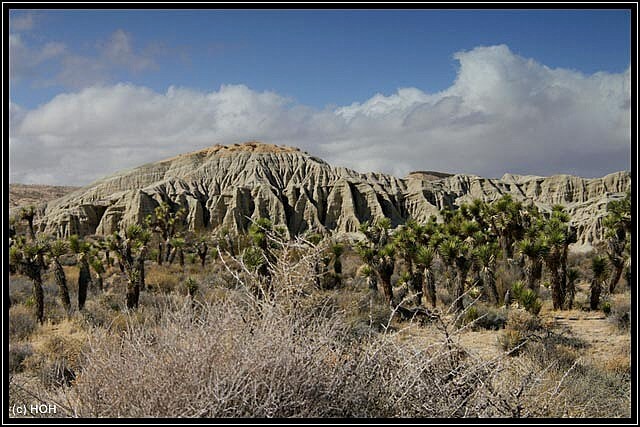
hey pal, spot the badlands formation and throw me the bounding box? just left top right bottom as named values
left=34, top=141, right=630, bottom=251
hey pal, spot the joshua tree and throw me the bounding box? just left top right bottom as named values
left=359, top=265, right=378, bottom=292
left=246, top=218, right=277, bottom=298
left=394, top=220, right=425, bottom=305
left=19, top=205, right=37, bottom=241
left=564, top=268, right=580, bottom=310
left=604, top=191, right=631, bottom=293
left=48, top=239, right=72, bottom=315
left=109, top=224, right=151, bottom=310
left=169, top=237, right=186, bottom=267
left=377, top=243, right=396, bottom=305
left=517, top=237, right=548, bottom=294
left=356, top=219, right=395, bottom=305
left=145, top=202, right=186, bottom=264
left=326, top=242, right=345, bottom=288
left=439, top=236, right=471, bottom=312
left=541, top=209, right=574, bottom=311
left=90, top=257, right=106, bottom=292
left=487, top=195, right=525, bottom=259
left=474, top=243, right=499, bottom=304
left=196, top=237, right=209, bottom=268
left=9, top=238, right=48, bottom=323
left=69, top=235, right=93, bottom=310
left=415, top=245, right=437, bottom=308
left=590, top=255, right=609, bottom=311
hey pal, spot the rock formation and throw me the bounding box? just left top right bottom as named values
left=33, top=141, right=630, bottom=251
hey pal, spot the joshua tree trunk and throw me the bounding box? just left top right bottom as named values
left=550, top=268, right=564, bottom=310
left=197, top=243, right=208, bottom=268
left=590, top=279, right=602, bottom=311
left=481, top=267, right=498, bottom=304
left=380, top=275, right=393, bottom=305
left=126, top=278, right=138, bottom=310
left=157, top=242, right=164, bottom=265
left=78, top=254, right=92, bottom=310
left=137, top=245, right=147, bottom=294
left=411, top=271, right=423, bottom=306
left=423, top=268, right=436, bottom=308
left=608, top=259, right=624, bottom=293
left=526, top=259, right=543, bottom=294
left=32, top=275, right=44, bottom=324
left=565, top=281, right=575, bottom=310
left=178, top=249, right=184, bottom=267
left=454, top=269, right=468, bottom=312
left=52, top=258, right=72, bottom=315
left=105, top=248, right=112, bottom=267
left=27, top=219, right=35, bottom=241
left=165, top=239, right=173, bottom=263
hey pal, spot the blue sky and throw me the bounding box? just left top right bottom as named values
left=10, top=9, right=631, bottom=109
left=8, top=8, right=632, bottom=184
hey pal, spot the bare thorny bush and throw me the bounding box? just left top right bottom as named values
left=12, top=234, right=630, bottom=418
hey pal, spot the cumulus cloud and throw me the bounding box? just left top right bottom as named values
left=9, top=44, right=630, bottom=185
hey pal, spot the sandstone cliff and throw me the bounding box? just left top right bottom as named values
left=33, top=142, right=630, bottom=251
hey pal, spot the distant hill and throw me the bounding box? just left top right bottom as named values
left=31, top=141, right=630, bottom=251
left=9, top=183, right=79, bottom=213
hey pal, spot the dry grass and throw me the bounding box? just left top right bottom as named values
left=8, top=236, right=631, bottom=419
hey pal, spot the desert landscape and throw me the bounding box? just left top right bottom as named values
left=8, top=141, right=631, bottom=418
left=7, top=7, right=632, bottom=421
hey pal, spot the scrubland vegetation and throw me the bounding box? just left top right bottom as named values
left=8, top=193, right=631, bottom=418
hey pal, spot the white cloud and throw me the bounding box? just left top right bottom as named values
left=9, top=45, right=630, bottom=185
left=10, top=29, right=158, bottom=88
left=9, top=33, right=66, bottom=81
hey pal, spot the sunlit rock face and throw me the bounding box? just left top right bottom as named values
left=36, top=141, right=630, bottom=251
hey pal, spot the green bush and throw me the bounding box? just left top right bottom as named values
left=601, top=301, right=612, bottom=316
left=519, top=289, right=542, bottom=315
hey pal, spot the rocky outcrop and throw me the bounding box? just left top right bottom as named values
left=34, top=142, right=630, bottom=251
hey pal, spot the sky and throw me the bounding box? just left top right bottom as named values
left=8, top=8, right=632, bottom=185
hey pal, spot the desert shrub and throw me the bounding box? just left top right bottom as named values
left=186, top=253, right=197, bottom=265
left=506, top=308, right=541, bottom=333
left=602, top=346, right=630, bottom=376
left=146, top=266, right=181, bottom=294
left=9, top=304, right=38, bottom=340
left=601, top=300, right=612, bottom=315
left=460, top=303, right=507, bottom=330
left=349, top=289, right=392, bottom=335
left=497, top=309, right=541, bottom=356
left=22, top=321, right=87, bottom=389
left=498, top=329, right=525, bottom=355
left=608, top=297, right=630, bottom=331
left=9, top=275, right=33, bottom=305
left=526, top=338, right=581, bottom=373
left=80, top=293, right=122, bottom=328
left=44, top=295, right=516, bottom=417
left=9, top=343, right=34, bottom=373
